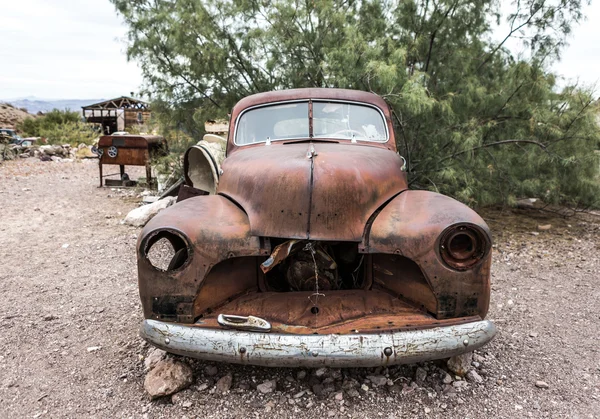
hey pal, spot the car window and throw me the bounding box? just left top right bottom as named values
left=235, top=100, right=387, bottom=145
left=236, top=102, right=309, bottom=145
left=313, top=102, right=387, bottom=142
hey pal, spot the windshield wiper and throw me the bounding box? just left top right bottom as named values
left=283, top=138, right=340, bottom=145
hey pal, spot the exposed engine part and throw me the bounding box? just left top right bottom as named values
left=262, top=240, right=365, bottom=292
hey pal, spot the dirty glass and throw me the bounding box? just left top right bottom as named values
left=313, top=102, right=387, bottom=142
left=235, top=102, right=309, bottom=145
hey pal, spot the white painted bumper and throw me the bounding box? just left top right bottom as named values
left=141, top=319, right=496, bottom=367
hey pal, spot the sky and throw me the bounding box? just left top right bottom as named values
left=0, top=0, right=599, bottom=100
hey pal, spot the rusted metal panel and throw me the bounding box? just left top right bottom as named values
left=365, top=190, right=492, bottom=319
left=218, top=143, right=313, bottom=239
left=138, top=196, right=266, bottom=321
left=218, top=142, right=407, bottom=241
left=140, top=319, right=496, bottom=367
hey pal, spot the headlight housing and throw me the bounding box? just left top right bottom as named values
left=142, top=229, right=192, bottom=272
left=439, top=224, right=490, bottom=270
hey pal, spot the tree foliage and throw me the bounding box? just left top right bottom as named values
left=113, top=0, right=600, bottom=207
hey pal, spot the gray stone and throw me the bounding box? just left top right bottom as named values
left=466, top=370, right=483, bottom=384
left=447, top=352, right=473, bottom=377
left=535, top=380, right=549, bottom=389
left=144, top=347, right=167, bottom=371
left=296, top=370, right=307, bottom=380
left=257, top=379, right=277, bottom=394
left=442, top=373, right=453, bottom=384
left=415, top=367, right=427, bottom=383
left=215, top=374, right=233, bottom=393
left=314, top=367, right=328, bottom=377
left=367, top=375, right=388, bottom=387
left=144, top=359, right=193, bottom=399
left=204, top=365, right=218, bottom=376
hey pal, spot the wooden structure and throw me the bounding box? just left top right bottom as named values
left=97, top=135, right=167, bottom=187
left=82, top=97, right=150, bottom=135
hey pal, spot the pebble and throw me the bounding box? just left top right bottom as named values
left=360, top=384, right=369, bottom=392
left=314, top=367, right=328, bottom=377
left=334, top=391, right=344, bottom=401
left=447, top=352, right=473, bottom=377
left=442, top=374, right=453, bottom=384
left=86, top=346, right=101, bottom=352
left=257, top=380, right=277, bottom=394
left=535, top=380, right=549, bottom=389
left=296, top=370, right=307, bottom=380
left=415, top=367, right=427, bottom=383
left=366, top=375, right=387, bottom=387
left=466, top=370, right=483, bottom=384
left=215, top=374, right=233, bottom=393
left=204, top=365, right=218, bottom=376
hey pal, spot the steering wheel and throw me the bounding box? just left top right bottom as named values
left=331, top=129, right=365, bottom=138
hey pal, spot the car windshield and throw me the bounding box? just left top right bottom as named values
left=235, top=101, right=387, bottom=145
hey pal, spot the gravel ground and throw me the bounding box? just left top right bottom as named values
left=0, top=159, right=598, bottom=418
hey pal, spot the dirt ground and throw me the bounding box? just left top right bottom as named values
left=0, top=159, right=598, bottom=419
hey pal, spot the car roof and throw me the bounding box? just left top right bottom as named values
left=232, top=88, right=389, bottom=113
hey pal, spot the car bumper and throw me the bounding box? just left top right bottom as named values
left=140, top=319, right=496, bottom=367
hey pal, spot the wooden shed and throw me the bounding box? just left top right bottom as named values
left=82, top=96, right=151, bottom=135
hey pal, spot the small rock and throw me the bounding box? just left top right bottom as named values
left=294, top=390, right=306, bottom=398
left=472, top=361, right=480, bottom=368
left=312, top=384, right=325, bottom=396
left=256, top=380, right=276, bottom=394
left=215, top=374, right=233, bottom=393
left=424, top=407, right=431, bottom=414
left=472, top=353, right=485, bottom=363
left=360, top=384, right=369, bottom=392
left=43, top=315, right=57, bottom=321
left=314, top=367, right=328, bottom=377
left=466, top=370, right=483, bottom=384
left=367, top=375, right=387, bottom=387
left=62, top=243, right=69, bottom=249
left=529, top=332, right=539, bottom=338
left=197, top=383, right=209, bottom=391
left=144, top=348, right=167, bottom=371
left=144, top=359, right=194, bottom=399
left=334, top=391, right=343, bottom=401
left=537, top=224, right=552, bottom=231
left=535, top=380, right=549, bottom=389
left=204, top=365, right=218, bottom=376
left=447, top=352, right=473, bottom=377
left=415, top=367, right=427, bottom=383
left=296, top=370, right=307, bottom=380
left=442, top=373, right=453, bottom=384
left=124, top=196, right=176, bottom=227
left=87, top=346, right=101, bottom=352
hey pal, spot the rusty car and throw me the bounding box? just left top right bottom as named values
left=137, top=88, right=496, bottom=367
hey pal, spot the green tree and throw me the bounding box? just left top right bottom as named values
left=113, top=0, right=600, bottom=208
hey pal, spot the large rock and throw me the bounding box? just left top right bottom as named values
left=144, top=347, right=167, bottom=371
left=124, top=196, right=176, bottom=227
left=144, top=359, right=194, bottom=399
left=447, top=352, right=473, bottom=377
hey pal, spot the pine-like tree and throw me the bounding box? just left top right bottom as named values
left=113, top=0, right=600, bottom=208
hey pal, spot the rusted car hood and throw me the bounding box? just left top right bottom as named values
left=218, top=142, right=408, bottom=241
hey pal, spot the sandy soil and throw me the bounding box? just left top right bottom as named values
left=0, top=159, right=598, bottom=418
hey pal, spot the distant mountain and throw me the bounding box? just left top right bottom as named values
left=2, top=98, right=105, bottom=114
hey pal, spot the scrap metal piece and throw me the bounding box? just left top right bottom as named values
left=260, top=239, right=306, bottom=273
left=217, top=314, right=271, bottom=332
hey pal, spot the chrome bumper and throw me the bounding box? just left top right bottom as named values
left=141, top=319, right=496, bottom=367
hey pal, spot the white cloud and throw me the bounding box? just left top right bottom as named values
left=0, top=0, right=143, bottom=99
left=0, top=1, right=598, bottom=99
